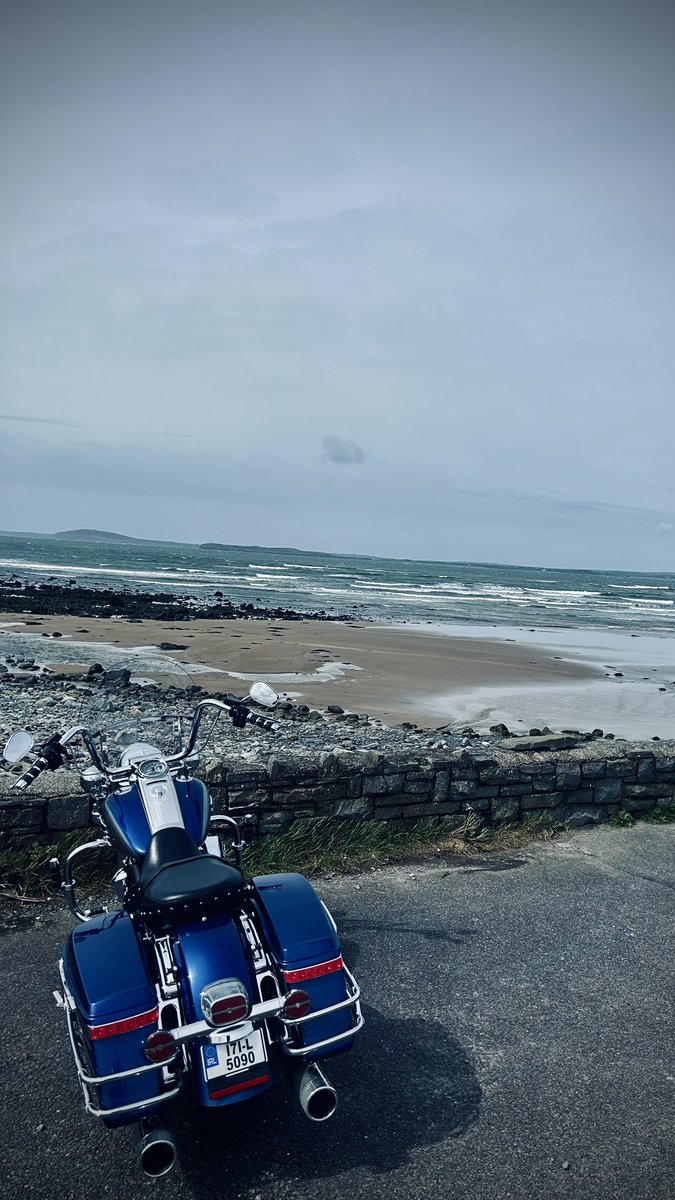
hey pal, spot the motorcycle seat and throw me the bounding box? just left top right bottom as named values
left=134, top=827, right=245, bottom=918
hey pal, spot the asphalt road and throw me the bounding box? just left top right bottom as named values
left=1, top=823, right=673, bottom=1200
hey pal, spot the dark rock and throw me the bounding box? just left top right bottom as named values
left=159, top=642, right=188, bottom=651
left=104, top=668, right=131, bottom=686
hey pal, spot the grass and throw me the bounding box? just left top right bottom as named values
left=641, top=802, right=675, bottom=824
left=0, top=831, right=117, bottom=904
left=243, top=813, right=562, bottom=876
left=1, top=804, right=673, bottom=903
left=609, top=810, right=636, bottom=828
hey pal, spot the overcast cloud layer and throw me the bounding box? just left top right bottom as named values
left=1, top=0, right=673, bottom=569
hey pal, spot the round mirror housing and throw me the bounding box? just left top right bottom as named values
left=248, top=681, right=279, bottom=709
left=3, top=730, right=35, bottom=764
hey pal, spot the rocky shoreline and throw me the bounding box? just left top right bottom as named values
left=0, top=658, right=484, bottom=761
left=0, top=576, right=352, bottom=623
left=0, top=656, right=634, bottom=769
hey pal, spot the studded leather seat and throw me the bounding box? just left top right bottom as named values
left=134, top=827, right=244, bottom=921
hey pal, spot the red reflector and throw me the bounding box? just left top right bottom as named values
left=144, top=1029, right=177, bottom=1064
left=282, top=955, right=343, bottom=985
left=282, top=989, right=311, bottom=1021
left=210, top=1073, right=270, bottom=1100
left=210, top=994, right=249, bottom=1026
left=89, top=1007, right=158, bottom=1041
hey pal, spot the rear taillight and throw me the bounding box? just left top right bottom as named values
left=282, top=989, right=311, bottom=1021
left=88, top=1006, right=159, bottom=1041
left=282, top=955, right=343, bottom=985
left=144, top=1029, right=178, bottom=1064
left=201, top=979, right=250, bottom=1027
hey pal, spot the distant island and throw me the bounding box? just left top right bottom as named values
left=53, top=528, right=143, bottom=543
left=0, top=528, right=306, bottom=554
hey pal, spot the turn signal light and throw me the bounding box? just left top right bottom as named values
left=282, top=989, right=311, bottom=1021
left=144, top=1029, right=178, bottom=1064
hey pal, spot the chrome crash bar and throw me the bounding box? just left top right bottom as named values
left=58, top=962, right=181, bottom=1120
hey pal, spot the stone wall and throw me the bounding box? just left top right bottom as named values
left=1, top=740, right=674, bottom=849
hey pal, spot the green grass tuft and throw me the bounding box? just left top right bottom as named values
left=609, top=810, right=636, bottom=828
left=641, top=803, right=675, bottom=824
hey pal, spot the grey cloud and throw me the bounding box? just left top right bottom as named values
left=0, top=414, right=80, bottom=427
left=322, top=436, right=365, bottom=465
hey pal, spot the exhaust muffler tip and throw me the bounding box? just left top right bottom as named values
left=139, top=1125, right=177, bottom=1178
left=294, top=1061, right=338, bottom=1123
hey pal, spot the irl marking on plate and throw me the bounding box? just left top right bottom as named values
left=204, top=1045, right=219, bottom=1069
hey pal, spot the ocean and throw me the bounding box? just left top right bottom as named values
left=1, top=534, right=674, bottom=634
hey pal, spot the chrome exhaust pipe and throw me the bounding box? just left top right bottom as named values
left=138, top=1120, right=177, bottom=1178
left=294, top=1061, right=338, bottom=1123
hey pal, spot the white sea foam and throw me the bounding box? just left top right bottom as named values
left=0, top=629, right=223, bottom=677
left=225, top=661, right=363, bottom=685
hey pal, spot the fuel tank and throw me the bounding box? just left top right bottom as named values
left=102, top=778, right=210, bottom=858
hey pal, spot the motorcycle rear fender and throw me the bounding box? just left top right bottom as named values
left=252, top=873, right=355, bottom=1058
left=62, top=910, right=166, bottom=1127
left=172, top=914, right=272, bottom=1107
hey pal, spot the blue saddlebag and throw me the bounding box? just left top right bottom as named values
left=252, top=873, right=356, bottom=1058
left=62, top=910, right=165, bottom=1126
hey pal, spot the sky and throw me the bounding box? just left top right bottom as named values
left=1, top=0, right=674, bottom=570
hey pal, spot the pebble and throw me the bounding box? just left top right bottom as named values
left=0, top=667, right=485, bottom=762
left=0, top=653, right=646, bottom=757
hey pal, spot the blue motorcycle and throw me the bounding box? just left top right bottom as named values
left=3, top=687, right=363, bottom=1178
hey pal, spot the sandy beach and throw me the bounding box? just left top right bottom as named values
left=2, top=611, right=674, bottom=738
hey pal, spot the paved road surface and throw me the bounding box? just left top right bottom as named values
left=1, top=823, right=673, bottom=1200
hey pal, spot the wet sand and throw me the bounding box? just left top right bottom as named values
left=0, top=611, right=598, bottom=724
left=2, top=612, right=674, bottom=737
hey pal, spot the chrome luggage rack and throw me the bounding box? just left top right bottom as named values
left=58, top=958, right=363, bottom=1118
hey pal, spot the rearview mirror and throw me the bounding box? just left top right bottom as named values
left=248, top=682, right=279, bottom=709
left=3, top=730, right=34, bottom=764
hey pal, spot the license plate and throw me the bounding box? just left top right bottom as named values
left=202, top=1029, right=266, bottom=1081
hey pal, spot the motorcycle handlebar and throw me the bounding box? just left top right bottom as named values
left=13, top=754, right=51, bottom=791
left=246, top=710, right=279, bottom=733
left=181, top=696, right=279, bottom=755
left=10, top=693, right=279, bottom=787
